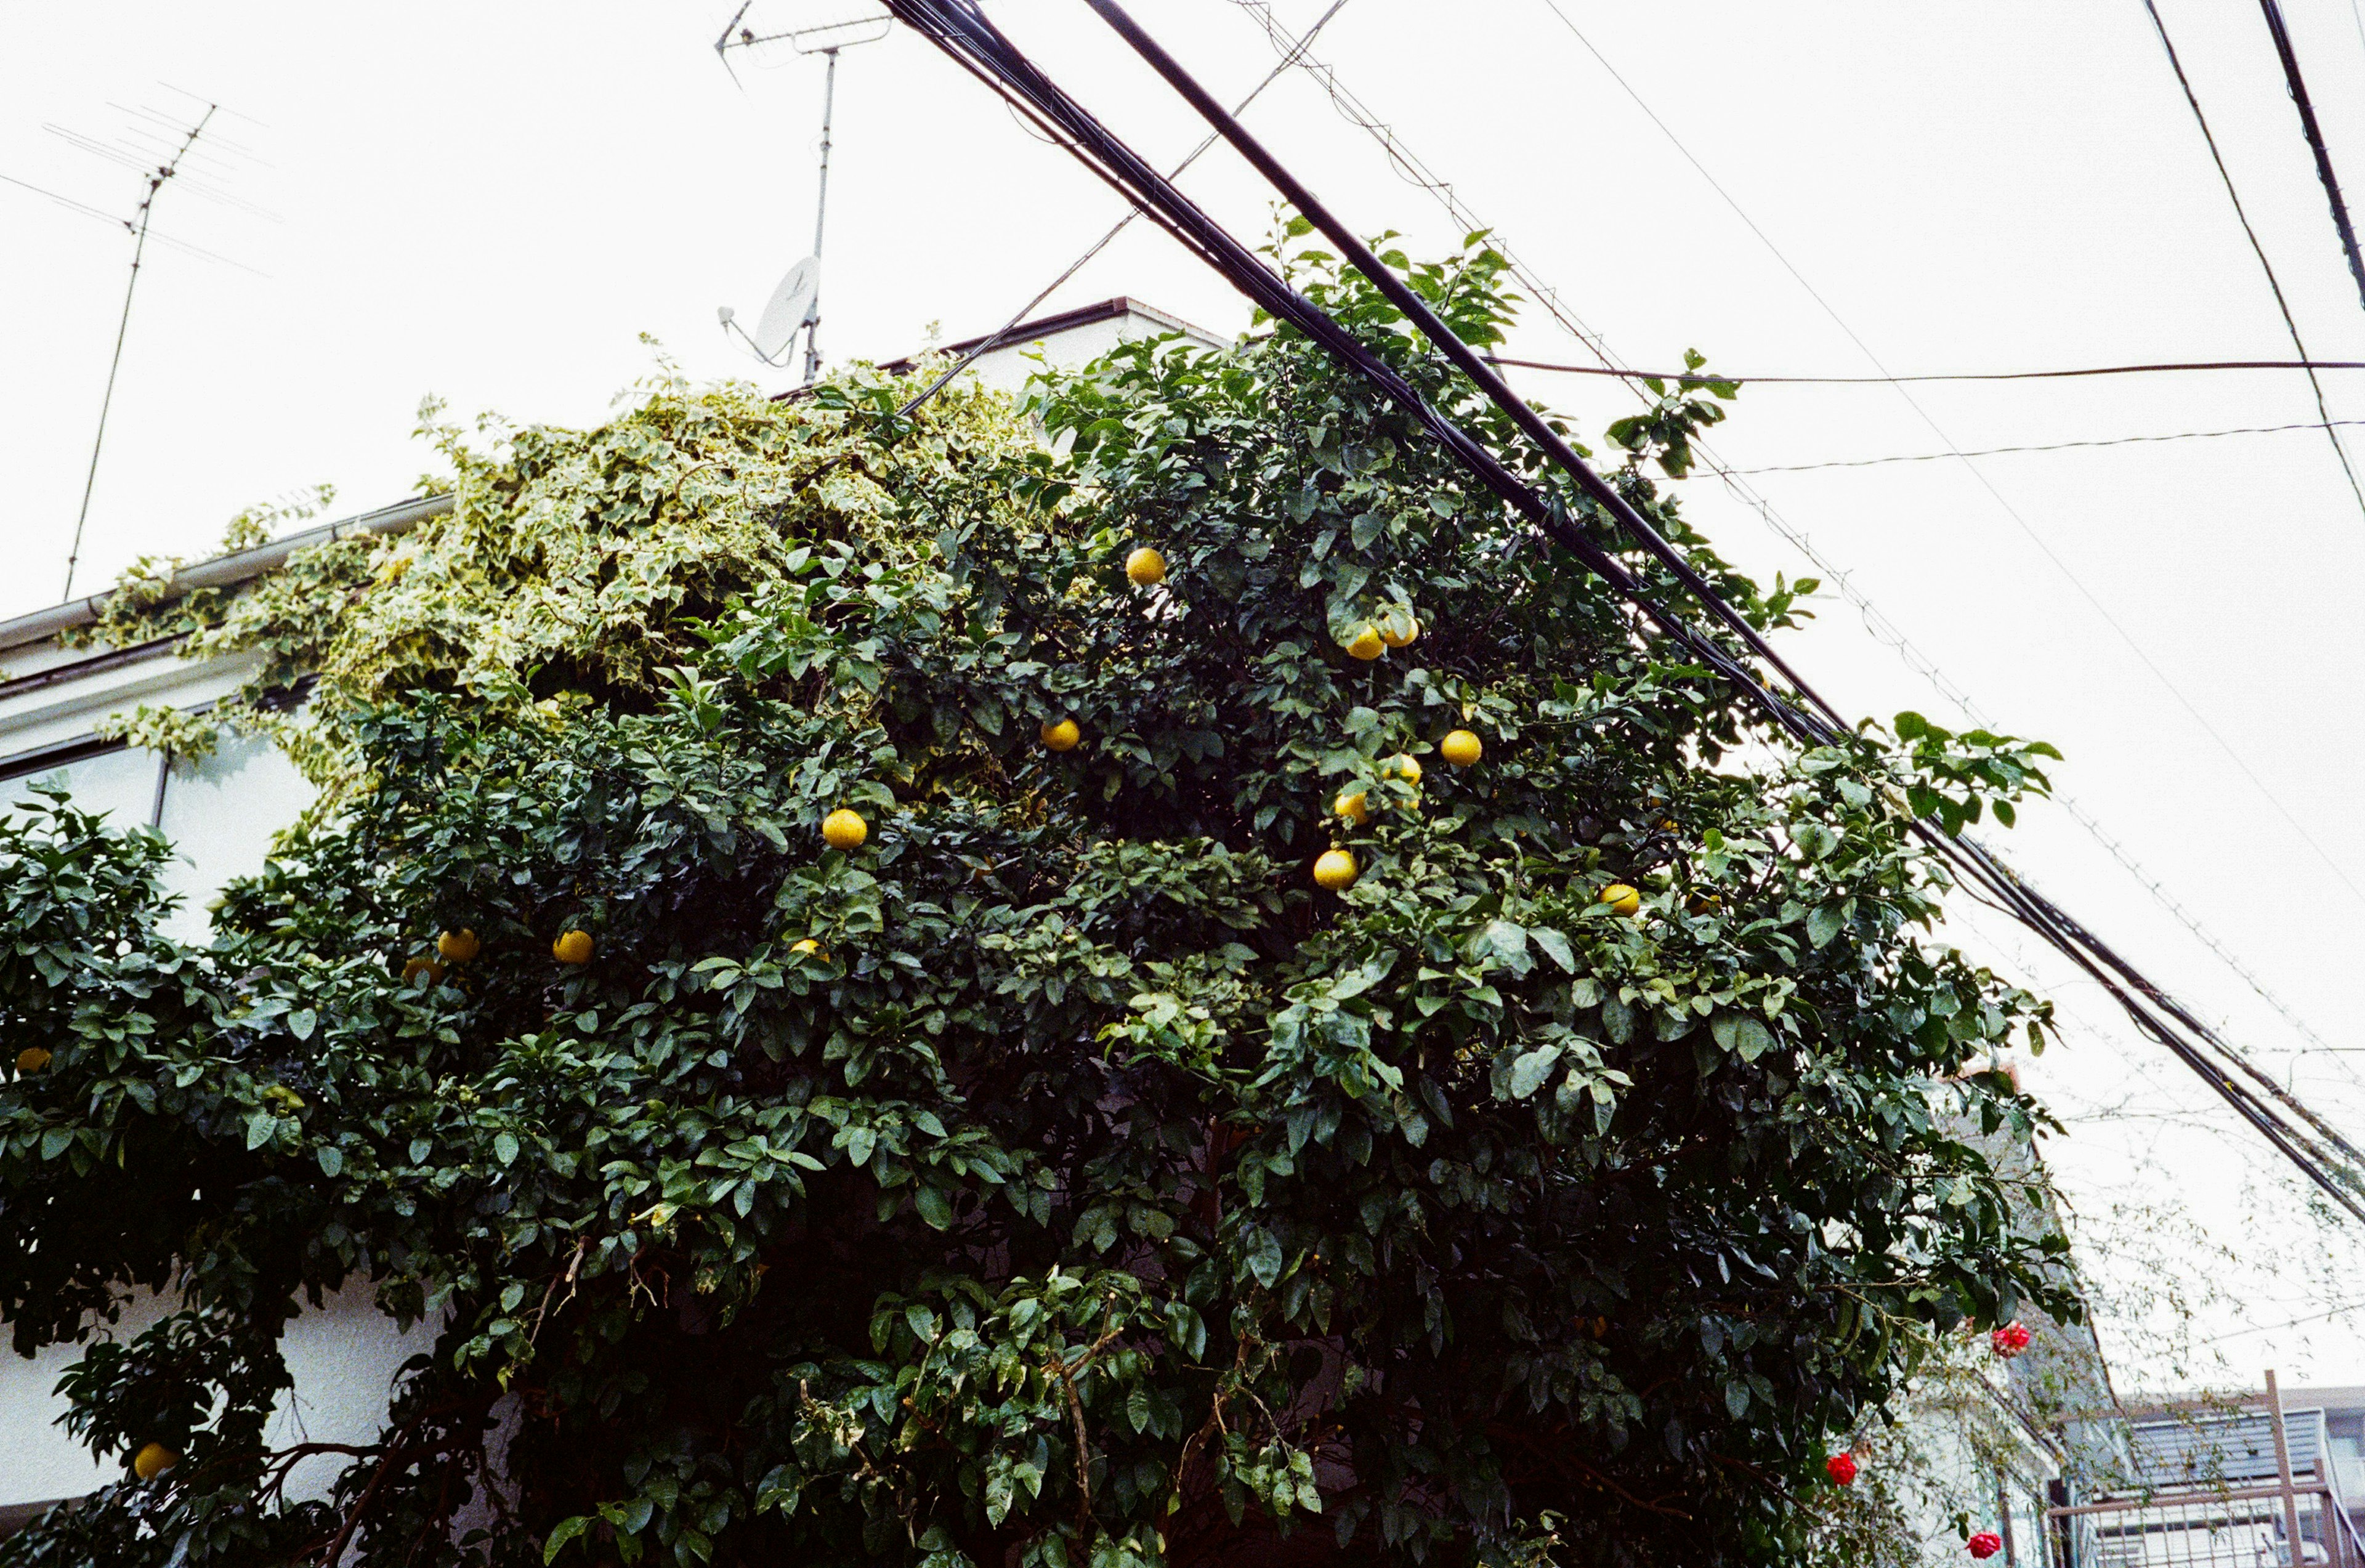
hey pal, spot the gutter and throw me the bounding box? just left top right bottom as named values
left=0, top=492, right=455, bottom=657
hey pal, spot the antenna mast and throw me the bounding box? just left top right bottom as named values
left=713, top=7, right=890, bottom=384
left=806, top=46, right=840, bottom=384
left=63, top=103, right=215, bottom=600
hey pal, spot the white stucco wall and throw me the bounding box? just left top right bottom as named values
left=0, top=1286, right=439, bottom=1509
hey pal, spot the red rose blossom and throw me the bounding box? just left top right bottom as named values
left=1968, top=1532, right=2003, bottom=1559
left=1825, top=1452, right=1858, bottom=1485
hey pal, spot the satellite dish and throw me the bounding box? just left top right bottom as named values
left=752, top=256, right=820, bottom=363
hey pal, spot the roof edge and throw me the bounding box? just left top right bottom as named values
left=0, top=493, right=455, bottom=657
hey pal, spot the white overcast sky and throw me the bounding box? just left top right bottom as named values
left=9, top=0, right=2365, bottom=1391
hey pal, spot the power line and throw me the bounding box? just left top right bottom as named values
left=883, top=0, right=2365, bottom=1227
left=2252, top=0, right=2365, bottom=314
left=1529, top=0, right=2365, bottom=917
left=1220, top=0, right=2358, bottom=1110
left=1707, top=417, right=2365, bottom=474
left=1489, top=354, right=2365, bottom=384
left=2135, top=0, right=2365, bottom=518
left=896, top=0, right=1354, bottom=416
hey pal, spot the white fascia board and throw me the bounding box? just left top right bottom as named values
left=0, top=648, right=264, bottom=766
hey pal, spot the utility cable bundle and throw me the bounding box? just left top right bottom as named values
left=1215, top=0, right=2359, bottom=1095
left=876, top=0, right=2365, bottom=1224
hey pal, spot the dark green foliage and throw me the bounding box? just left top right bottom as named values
left=0, top=243, right=2069, bottom=1568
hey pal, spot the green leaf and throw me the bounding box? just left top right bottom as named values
left=1806, top=903, right=1846, bottom=949
left=1244, top=1227, right=1284, bottom=1288
left=1506, top=1044, right=1563, bottom=1101
left=1710, top=1014, right=1775, bottom=1061
left=544, top=1516, right=594, bottom=1564
left=495, top=1131, right=521, bottom=1166
left=317, top=1144, right=345, bottom=1178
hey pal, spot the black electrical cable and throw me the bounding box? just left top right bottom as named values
left=2137, top=0, right=2365, bottom=518
left=895, top=0, right=1353, bottom=420
left=1227, top=0, right=2364, bottom=1113
left=2255, top=0, right=2365, bottom=315
left=878, top=0, right=1831, bottom=750
left=892, top=0, right=2365, bottom=1217
left=881, top=0, right=2365, bottom=1225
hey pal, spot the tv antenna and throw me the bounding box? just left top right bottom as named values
left=52, top=91, right=269, bottom=599
left=713, top=4, right=892, bottom=384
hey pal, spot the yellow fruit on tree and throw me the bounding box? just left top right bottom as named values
left=1380, top=610, right=1420, bottom=649
left=16, top=1047, right=51, bottom=1075
left=822, top=808, right=869, bottom=851
left=1439, top=729, right=1482, bottom=766
left=1600, top=883, right=1642, bottom=917
left=1313, top=849, right=1359, bottom=891
left=1334, top=790, right=1370, bottom=826
left=402, top=956, right=443, bottom=987
left=1383, top=754, right=1422, bottom=786
left=552, top=929, right=594, bottom=965
left=1125, top=546, right=1168, bottom=586
left=132, top=1442, right=178, bottom=1482
left=791, top=938, right=827, bottom=960
left=1343, top=624, right=1385, bottom=661
left=437, top=929, right=480, bottom=963
left=1040, top=718, right=1081, bottom=752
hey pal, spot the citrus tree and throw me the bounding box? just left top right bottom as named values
left=0, top=243, right=2073, bottom=1568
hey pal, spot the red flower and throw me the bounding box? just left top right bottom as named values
left=1990, top=1322, right=2032, bottom=1358
left=1968, top=1532, right=2003, bottom=1559
left=1825, top=1452, right=1858, bottom=1485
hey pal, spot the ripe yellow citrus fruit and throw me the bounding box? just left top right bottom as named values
left=1040, top=718, right=1081, bottom=752
left=1383, top=754, right=1422, bottom=786
left=1343, top=624, right=1385, bottom=661
left=16, top=1046, right=51, bottom=1075
left=790, top=938, right=828, bottom=960
left=1439, top=729, right=1482, bottom=766
left=822, top=808, right=869, bottom=851
left=1125, top=547, right=1168, bottom=586
left=1334, top=790, right=1370, bottom=826
left=1380, top=610, right=1420, bottom=649
left=552, top=929, right=594, bottom=965
left=132, top=1442, right=178, bottom=1481
left=1313, top=849, right=1359, bottom=890
left=437, top=929, right=480, bottom=963
left=1600, top=883, right=1642, bottom=917
left=401, top=956, right=443, bottom=987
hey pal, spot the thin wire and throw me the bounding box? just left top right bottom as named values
left=895, top=0, right=1353, bottom=418
left=63, top=107, right=215, bottom=600
left=1489, top=354, right=2365, bottom=384
left=1716, top=417, right=2365, bottom=474
left=1225, top=0, right=2358, bottom=1095
left=2134, top=0, right=2365, bottom=516
left=1534, top=0, right=2365, bottom=913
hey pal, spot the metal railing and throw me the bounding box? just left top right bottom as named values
left=2050, top=1484, right=2350, bottom=1568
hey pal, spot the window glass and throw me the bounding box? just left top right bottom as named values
left=2, top=745, right=162, bottom=830
left=155, top=733, right=317, bottom=944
